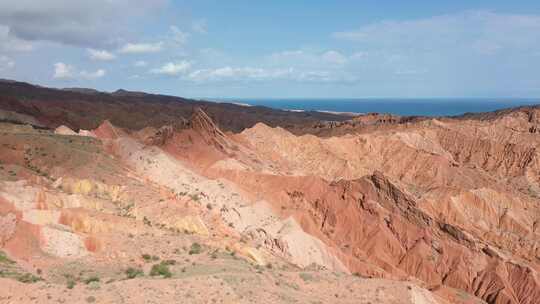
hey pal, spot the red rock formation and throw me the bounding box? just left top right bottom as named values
left=190, top=108, right=236, bottom=152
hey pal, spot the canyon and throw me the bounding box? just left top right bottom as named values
left=0, top=80, right=539, bottom=303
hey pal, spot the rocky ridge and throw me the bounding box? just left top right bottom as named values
left=0, top=81, right=539, bottom=303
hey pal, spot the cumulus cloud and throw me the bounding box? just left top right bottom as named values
left=53, top=62, right=105, bottom=80
left=53, top=62, right=75, bottom=79
left=0, top=0, right=168, bottom=48
left=119, top=42, right=163, bottom=54
left=184, top=66, right=352, bottom=84
left=88, top=49, right=115, bottom=61
left=0, top=25, right=34, bottom=52
left=150, top=61, right=191, bottom=76
left=80, top=69, right=106, bottom=79
left=333, top=10, right=540, bottom=55
left=186, top=67, right=292, bottom=82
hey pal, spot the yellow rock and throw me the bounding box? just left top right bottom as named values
left=60, top=178, right=124, bottom=202
left=240, top=246, right=266, bottom=266
left=171, top=215, right=209, bottom=236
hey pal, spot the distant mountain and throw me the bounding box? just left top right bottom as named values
left=0, top=79, right=350, bottom=132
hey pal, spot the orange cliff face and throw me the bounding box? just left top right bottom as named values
left=0, top=102, right=539, bottom=304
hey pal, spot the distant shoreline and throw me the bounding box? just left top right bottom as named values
left=213, top=98, right=540, bottom=117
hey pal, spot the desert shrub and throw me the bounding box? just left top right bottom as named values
left=141, top=254, right=152, bottom=261
left=84, top=275, right=100, bottom=284
left=188, top=243, right=202, bottom=255
left=299, top=272, right=314, bottom=282
left=17, top=273, right=41, bottom=283
left=149, top=262, right=172, bottom=278
left=0, top=251, right=15, bottom=264
left=125, top=267, right=144, bottom=279
left=66, top=278, right=76, bottom=289
left=162, top=259, right=176, bottom=266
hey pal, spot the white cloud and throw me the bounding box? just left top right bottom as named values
left=119, top=42, right=163, bottom=54
left=333, top=11, right=540, bottom=55
left=186, top=67, right=292, bottom=82
left=0, top=0, right=168, bottom=48
left=321, top=51, right=347, bottom=65
left=0, top=25, right=34, bottom=52
left=170, top=26, right=189, bottom=45
left=184, top=66, right=352, bottom=84
left=53, top=62, right=105, bottom=80
left=88, top=49, right=115, bottom=61
left=134, top=60, right=148, bottom=67
left=269, top=49, right=351, bottom=68
left=80, top=69, right=106, bottom=79
left=192, top=19, right=208, bottom=34
left=0, top=55, right=15, bottom=70
left=53, top=62, right=75, bottom=79
left=150, top=61, right=191, bottom=76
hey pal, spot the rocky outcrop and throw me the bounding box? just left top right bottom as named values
left=190, top=108, right=236, bottom=152
left=436, top=128, right=536, bottom=177
left=54, top=125, right=78, bottom=136
left=93, top=120, right=122, bottom=139
left=138, top=125, right=174, bottom=146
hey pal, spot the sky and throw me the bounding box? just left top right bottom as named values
left=0, top=0, right=539, bottom=98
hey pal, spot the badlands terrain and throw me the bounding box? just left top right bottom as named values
left=0, top=80, right=539, bottom=304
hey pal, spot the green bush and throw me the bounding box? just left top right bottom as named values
left=188, top=243, right=202, bottom=255
left=162, top=259, right=176, bottom=266
left=125, top=267, right=144, bottom=279
left=0, top=251, right=15, bottom=264
left=16, top=273, right=41, bottom=283
left=84, top=276, right=100, bottom=284
left=149, top=262, right=172, bottom=278
left=141, top=254, right=153, bottom=261
left=67, top=278, right=76, bottom=289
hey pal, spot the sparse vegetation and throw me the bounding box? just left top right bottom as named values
left=67, top=278, right=76, bottom=289
left=141, top=254, right=159, bottom=262
left=299, top=272, right=314, bottom=282
left=189, top=242, right=203, bottom=255
left=150, top=262, right=172, bottom=278
left=0, top=251, right=15, bottom=264
left=125, top=267, right=144, bottom=279
left=84, top=275, right=100, bottom=284
left=16, top=273, right=41, bottom=283
left=142, top=253, right=152, bottom=261
left=143, top=216, right=152, bottom=226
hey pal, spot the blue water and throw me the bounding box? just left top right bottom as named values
left=218, top=98, right=540, bottom=117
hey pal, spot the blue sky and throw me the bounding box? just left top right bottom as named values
left=0, top=0, right=539, bottom=98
